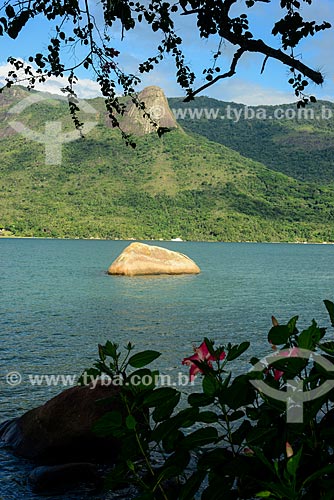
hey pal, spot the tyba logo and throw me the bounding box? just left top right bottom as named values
left=8, top=93, right=98, bottom=166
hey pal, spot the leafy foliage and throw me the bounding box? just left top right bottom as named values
left=81, top=299, right=334, bottom=499
left=0, top=0, right=332, bottom=135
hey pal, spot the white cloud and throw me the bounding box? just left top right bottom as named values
left=207, top=79, right=294, bottom=105
left=1, top=55, right=332, bottom=107
left=0, top=60, right=102, bottom=99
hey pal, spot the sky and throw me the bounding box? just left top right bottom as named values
left=0, top=0, right=333, bottom=105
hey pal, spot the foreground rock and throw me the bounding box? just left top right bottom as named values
left=108, top=242, right=201, bottom=276
left=28, top=463, right=101, bottom=494
left=0, top=383, right=122, bottom=464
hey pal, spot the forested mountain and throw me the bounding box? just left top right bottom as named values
left=0, top=86, right=334, bottom=242
left=168, top=96, right=334, bottom=183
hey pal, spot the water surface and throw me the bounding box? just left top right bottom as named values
left=1, top=239, right=334, bottom=499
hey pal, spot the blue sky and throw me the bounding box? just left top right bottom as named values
left=0, top=0, right=333, bottom=104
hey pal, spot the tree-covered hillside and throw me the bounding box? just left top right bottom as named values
left=1, top=87, right=334, bottom=242
left=168, top=97, right=334, bottom=183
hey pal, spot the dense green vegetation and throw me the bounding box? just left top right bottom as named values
left=85, top=301, right=334, bottom=499
left=1, top=87, right=334, bottom=242
left=168, top=97, right=334, bottom=183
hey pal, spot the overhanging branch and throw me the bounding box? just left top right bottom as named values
left=187, top=34, right=324, bottom=101
left=240, top=37, right=324, bottom=85
left=184, top=47, right=245, bottom=101
left=181, top=2, right=325, bottom=100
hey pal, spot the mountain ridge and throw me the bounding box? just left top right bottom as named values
left=1, top=86, right=334, bottom=242
left=168, top=95, right=334, bottom=183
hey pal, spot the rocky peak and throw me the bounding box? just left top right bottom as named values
left=121, top=86, right=178, bottom=135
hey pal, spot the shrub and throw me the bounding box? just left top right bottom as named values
left=80, top=300, right=334, bottom=499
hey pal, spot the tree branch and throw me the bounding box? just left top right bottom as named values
left=181, top=0, right=237, bottom=16
left=238, top=36, right=324, bottom=84
left=260, top=55, right=269, bottom=75
left=182, top=2, right=324, bottom=101
left=184, top=47, right=245, bottom=101
left=187, top=33, right=324, bottom=101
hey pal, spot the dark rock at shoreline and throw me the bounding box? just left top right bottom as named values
left=0, top=382, right=122, bottom=464
left=28, top=462, right=102, bottom=494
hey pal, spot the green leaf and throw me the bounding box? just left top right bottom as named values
left=227, top=341, right=250, bottom=361
left=98, top=343, right=107, bottom=362
left=318, top=341, right=334, bottom=355
left=126, top=459, right=135, bottom=471
left=198, top=410, right=219, bottom=423
left=324, top=300, right=334, bottom=328
left=198, top=448, right=232, bottom=469
left=247, top=427, right=276, bottom=445
left=287, top=315, right=299, bottom=334
left=231, top=419, right=252, bottom=445
left=179, top=470, right=207, bottom=500
left=152, top=392, right=181, bottom=422
left=303, top=464, right=334, bottom=487
left=128, top=350, right=161, bottom=368
left=202, top=475, right=237, bottom=499
left=151, top=408, right=199, bottom=443
left=143, top=387, right=179, bottom=407
left=298, top=320, right=321, bottom=350
left=174, top=407, right=200, bottom=428
left=250, top=357, right=260, bottom=366
left=223, top=410, right=245, bottom=422
left=5, top=5, right=15, bottom=18
left=93, top=411, right=122, bottom=436
left=127, top=368, right=155, bottom=389
left=180, top=427, right=218, bottom=449
left=223, top=375, right=256, bottom=409
left=286, top=446, right=302, bottom=477
left=163, top=429, right=184, bottom=453
left=103, top=340, right=118, bottom=358
left=154, top=465, right=181, bottom=487
left=246, top=407, right=260, bottom=420
left=255, top=492, right=272, bottom=498
left=202, top=375, right=220, bottom=396
left=188, top=392, right=214, bottom=407
left=125, top=414, right=137, bottom=430
left=252, top=447, right=276, bottom=475
left=268, top=325, right=290, bottom=345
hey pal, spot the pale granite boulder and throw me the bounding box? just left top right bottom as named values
left=108, top=242, right=200, bottom=276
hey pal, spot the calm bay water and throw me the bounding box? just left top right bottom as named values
left=1, top=239, right=334, bottom=499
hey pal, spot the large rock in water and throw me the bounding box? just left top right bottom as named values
left=108, top=242, right=200, bottom=276
left=0, top=383, right=122, bottom=464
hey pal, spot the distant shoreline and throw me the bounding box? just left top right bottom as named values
left=1, top=236, right=334, bottom=245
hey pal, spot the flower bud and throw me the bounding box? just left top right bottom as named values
left=286, top=441, right=293, bottom=458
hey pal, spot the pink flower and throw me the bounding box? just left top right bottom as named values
left=182, top=341, right=226, bottom=381
left=271, top=347, right=301, bottom=381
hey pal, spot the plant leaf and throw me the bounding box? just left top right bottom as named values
left=268, top=325, right=290, bottom=345
left=324, top=300, right=334, bottom=328
left=128, top=350, right=161, bottom=368
left=227, top=341, right=250, bottom=361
